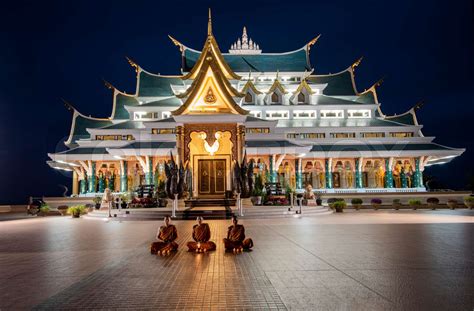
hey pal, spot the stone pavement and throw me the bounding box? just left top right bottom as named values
left=0, top=210, right=473, bottom=310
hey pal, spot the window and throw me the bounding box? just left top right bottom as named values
left=297, top=92, right=306, bottom=104
left=134, top=111, right=158, bottom=120
left=348, top=110, right=371, bottom=118
left=389, top=132, right=414, bottom=138
left=287, top=133, right=325, bottom=139
left=152, top=128, right=176, bottom=134
left=244, top=92, right=253, bottom=104
left=162, top=111, right=171, bottom=119
left=330, top=133, right=356, bottom=138
left=293, top=110, right=317, bottom=119
left=249, top=111, right=262, bottom=118
left=320, top=110, right=344, bottom=118
left=266, top=110, right=289, bottom=120
left=96, top=135, right=134, bottom=141
left=361, top=132, right=385, bottom=138
left=246, top=128, right=270, bottom=134
left=271, top=92, right=280, bottom=103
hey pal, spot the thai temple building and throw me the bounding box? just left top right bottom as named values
left=48, top=11, right=464, bottom=197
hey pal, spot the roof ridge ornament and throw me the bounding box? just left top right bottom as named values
left=125, top=56, right=140, bottom=73
left=229, top=26, right=262, bottom=54
left=351, top=56, right=363, bottom=71
left=306, top=34, right=321, bottom=52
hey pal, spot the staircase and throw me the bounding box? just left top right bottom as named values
left=86, top=205, right=331, bottom=221
left=184, top=198, right=236, bottom=208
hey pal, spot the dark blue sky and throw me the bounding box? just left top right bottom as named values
left=1, top=0, right=472, bottom=203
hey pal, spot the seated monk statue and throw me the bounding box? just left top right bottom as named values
left=187, top=217, right=216, bottom=252
left=150, top=216, right=178, bottom=255
left=223, top=216, right=253, bottom=252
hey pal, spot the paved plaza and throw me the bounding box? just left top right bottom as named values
left=1, top=210, right=473, bottom=310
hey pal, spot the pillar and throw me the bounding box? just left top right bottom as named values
left=237, top=125, right=246, bottom=164
left=355, top=158, right=363, bottom=188
left=80, top=179, right=87, bottom=194
left=270, top=154, right=277, bottom=183
left=176, top=125, right=185, bottom=164
left=88, top=161, right=96, bottom=193
left=401, top=169, right=408, bottom=188
left=120, top=160, right=128, bottom=192
left=325, top=158, right=332, bottom=188
left=72, top=171, right=79, bottom=195
left=145, top=156, right=154, bottom=185
left=295, top=158, right=302, bottom=189
left=384, top=158, right=394, bottom=188
left=414, top=157, right=423, bottom=188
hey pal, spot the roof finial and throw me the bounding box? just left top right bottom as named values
left=207, top=8, right=213, bottom=36
left=413, top=99, right=425, bottom=110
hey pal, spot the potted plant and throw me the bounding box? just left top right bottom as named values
left=332, top=200, right=346, bottom=213
left=315, top=193, right=322, bottom=206
left=93, top=196, right=102, bottom=210
left=463, top=196, right=474, bottom=209
left=371, top=198, right=382, bottom=210
left=251, top=175, right=264, bottom=206
left=39, top=204, right=50, bottom=216
left=351, top=198, right=363, bottom=211
left=392, top=199, right=401, bottom=210
left=156, top=181, right=168, bottom=208
left=447, top=199, right=457, bottom=210
left=426, top=197, right=439, bottom=210
left=67, top=205, right=87, bottom=218
left=119, top=193, right=129, bottom=209
left=408, top=199, right=422, bottom=210
left=57, top=205, right=68, bottom=216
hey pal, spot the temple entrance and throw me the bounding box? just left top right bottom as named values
left=198, top=159, right=226, bottom=197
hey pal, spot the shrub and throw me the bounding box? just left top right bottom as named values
left=327, top=198, right=344, bottom=205
left=67, top=205, right=88, bottom=217
left=447, top=199, right=458, bottom=209
left=40, top=204, right=50, bottom=214
left=393, top=199, right=401, bottom=204
left=464, top=196, right=474, bottom=203
left=408, top=199, right=422, bottom=207
left=371, top=198, right=382, bottom=205
left=332, top=201, right=347, bottom=209
left=92, top=196, right=102, bottom=204
left=351, top=198, right=363, bottom=205
left=427, top=198, right=439, bottom=204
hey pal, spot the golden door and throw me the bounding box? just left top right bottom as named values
left=198, top=159, right=226, bottom=196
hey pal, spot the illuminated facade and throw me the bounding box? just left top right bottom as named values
left=48, top=11, right=464, bottom=197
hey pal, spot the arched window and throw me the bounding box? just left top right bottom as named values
left=297, top=92, right=306, bottom=104
left=244, top=92, right=253, bottom=104
left=271, top=92, right=280, bottom=103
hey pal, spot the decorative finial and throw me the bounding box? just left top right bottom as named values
left=413, top=100, right=425, bottom=110
left=207, top=8, right=212, bottom=36
left=351, top=56, right=364, bottom=71
left=307, top=34, right=321, bottom=52
left=102, top=79, right=116, bottom=90
left=125, top=56, right=140, bottom=73
left=168, top=35, right=184, bottom=52
left=61, top=98, right=76, bottom=113
left=276, top=70, right=280, bottom=81
left=373, top=76, right=385, bottom=88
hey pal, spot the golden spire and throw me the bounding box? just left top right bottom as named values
left=208, top=8, right=213, bottom=36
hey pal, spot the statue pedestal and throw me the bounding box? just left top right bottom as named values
left=305, top=199, right=317, bottom=206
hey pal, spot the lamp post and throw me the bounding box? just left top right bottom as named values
left=296, top=193, right=303, bottom=215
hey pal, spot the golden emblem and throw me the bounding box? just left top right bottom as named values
left=204, top=88, right=217, bottom=104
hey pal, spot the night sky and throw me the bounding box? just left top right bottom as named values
left=1, top=0, right=472, bottom=204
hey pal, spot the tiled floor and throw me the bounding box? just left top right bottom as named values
left=0, top=210, right=473, bottom=310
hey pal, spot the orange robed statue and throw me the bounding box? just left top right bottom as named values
left=150, top=216, right=178, bottom=255
left=187, top=217, right=216, bottom=252
left=223, top=216, right=253, bottom=252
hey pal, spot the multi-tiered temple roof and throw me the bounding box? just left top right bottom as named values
left=49, top=10, right=463, bottom=173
